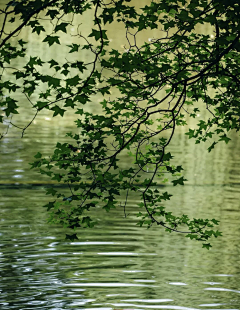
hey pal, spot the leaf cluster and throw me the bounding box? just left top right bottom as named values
left=1, top=0, right=239, bottom=247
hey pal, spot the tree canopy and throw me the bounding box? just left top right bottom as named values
left=1, top=0, right=240, bottom=248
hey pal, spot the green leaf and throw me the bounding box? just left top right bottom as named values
left=9, top=17, right=15, bottom=23
left=32, top=25, right=45, bottom=35
left=176, top=166, right=183, bottom=172
left=99, top=86, right=111, bottom=95
left=208, top=141, right=217, bottom=152
left=61, top=69, right=69, bottom=76
left=202, top=243, right=212, bottom=250
left=46, top=188, right=57, bottom=196
left=3, top=97, right=18, bottom=117
left=71, top=61, right=86, bottom=73
left=52, top=173, right=62, bottom=182
left=186, top=234, right=198, bottom=240
left=34, top=152, right=42, bottom=158
left=51, top=105, right=66, bottom=117
left=185, top=129, right=195, bottom=138
left=64, top=98, right=76, bottom=108
left=18, top=39, right=27, bottom=47
left=88, top=29, right=108, bottom=41
left=43, top=201, right=55, bottom=211
left=66, top=75, right=80, bottom=86
left=43, top=35, right=60, bottom=46
left=172, top=177, right=187, bottom=186
left=219, top=134, right=231, bottom=144
left=211, top=219, right=220, bottom=225
left=161, top=192, right=172, bottom=200
left=55, top=23, right=68, bottom=33
left=162, top=152, right=173, bottom=161
left=67, top=43, right=80, bottom=53
left=214, top=230, right=222, bottom=238
left=46, top=9, right=59, bottom=19
left=48, top=59, right=59, bottom=68
left=47, top=77, right=61, bottom=88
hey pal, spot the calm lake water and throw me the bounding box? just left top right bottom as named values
left=1, top=0, right=240, bottom=309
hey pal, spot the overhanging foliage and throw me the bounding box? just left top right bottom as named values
left=1, top=0, right=240, bottom=248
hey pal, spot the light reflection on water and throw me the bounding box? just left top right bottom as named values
left=0, top=186, right=240, bottom=309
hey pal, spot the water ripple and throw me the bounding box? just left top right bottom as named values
left=204, top=287, right=240, bottom=293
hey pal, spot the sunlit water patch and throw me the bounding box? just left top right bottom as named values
left=0, top=187, right=240, bottom=309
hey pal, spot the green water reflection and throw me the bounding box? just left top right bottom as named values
left=0, top=185, right=240, bottom=309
